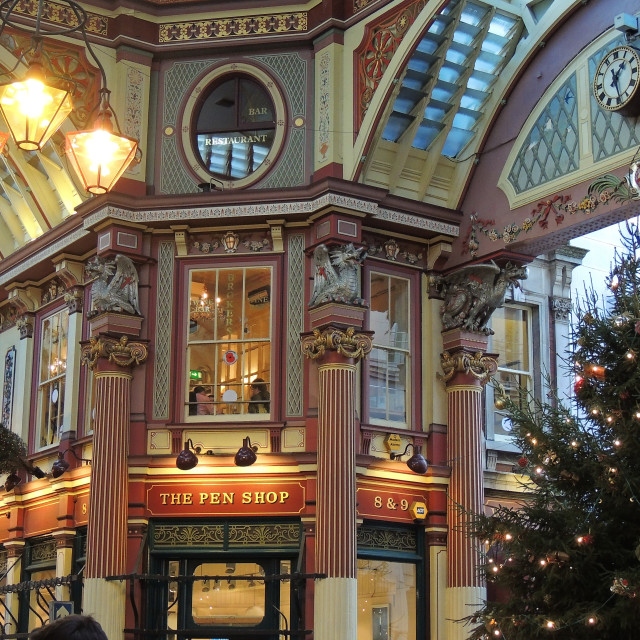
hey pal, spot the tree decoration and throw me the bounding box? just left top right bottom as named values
left=467, top=220, right=640, bottom=639
left=0, top=424, right=27, bottom=474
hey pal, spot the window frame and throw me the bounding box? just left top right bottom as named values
left=35, top=305, right=69, bottom=450
left=486, top=302, right=535, bottom=443
left=362, top=265, right=421, bottom=431
left=179, top=257, right=278, bottom=424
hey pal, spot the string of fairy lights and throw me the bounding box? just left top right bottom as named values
left=478, top=266, right=640, bottom=636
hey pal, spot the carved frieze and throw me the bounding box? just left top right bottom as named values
left=440, top=350, right=498, bottom=385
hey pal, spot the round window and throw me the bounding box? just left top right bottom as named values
left=181, top=64, right=286, bottom=188
left=195, top=77, right=276, bottom=180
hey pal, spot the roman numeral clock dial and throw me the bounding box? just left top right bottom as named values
left=593, top=45, right=640, bottom=116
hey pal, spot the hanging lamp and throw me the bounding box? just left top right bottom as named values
left=0, top=38, right=72, bottom=151
left=65, top=89, right=138, bottom=195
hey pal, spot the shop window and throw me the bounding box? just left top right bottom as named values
left=186, top=267, right=272, bottom=419
left=194, top=76, right=276, bottom=181
left=37, top=308, right=68, bottom=448
left=486, top=304, right=534, bottom=441
left=368, top=273, right=410, bottom=427
left=357, top=560, right=417, bottom=640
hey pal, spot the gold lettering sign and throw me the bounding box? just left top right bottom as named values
left=204, top=134, right=269, bottom=146
left=146, top=481, right=304, bottom=516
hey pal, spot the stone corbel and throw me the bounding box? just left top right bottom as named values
left=53, top=256, right=86, bottom=288
left=172, top=226, right=189, bottom=257
left=268, top=219, right=285, bottom=252
left=6, top=286, right=41, bottom=313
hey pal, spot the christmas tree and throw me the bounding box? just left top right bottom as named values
left=468, top=220, right=640, bottom=639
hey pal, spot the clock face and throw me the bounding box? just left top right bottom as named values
left=593, top=46, right=640, bottom=114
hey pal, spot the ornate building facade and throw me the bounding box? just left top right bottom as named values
left=0, top=1, right=636, bottom=639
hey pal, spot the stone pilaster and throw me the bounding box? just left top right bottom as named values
left=302, top=308, right=372, bottom=640
left=441, top=330, right=497, bottom=639
left=80, top=333, right=147, bottom=640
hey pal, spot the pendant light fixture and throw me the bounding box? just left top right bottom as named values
left=0, top=0, right=140, bottom=193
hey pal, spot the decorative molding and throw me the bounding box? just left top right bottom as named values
left=16, top=314, right=34, bottom=339
left=286, top=234, right=305, bottom=417
left=2, top=346, right=16, bottom=428
left=301, top=326, right=372, bottom=361
left=355, top=0, right=427, bottom=128
left=357, top=526, right=416, bottom=551
left=83, top=193, right=458, bottom=237
left=81, top=336, right=148, bottom=369
left=440, top=350, right=498, bottom=385
left=158, top=13, right=308, bottom=44
left=64, top=288, right=84, bottom=314
left=153, top=242, right=174, bottom=421
left=153, top=524, right=225, bottom=548
left=227, top=523, right=300, bottom=547
left=551, top=296, right=572, bottom=323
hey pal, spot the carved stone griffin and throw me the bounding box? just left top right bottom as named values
left=309, top=243, right=367, bottom=307
left=434, top=261, right=527, bottom=334
left=85, top=254, right=141, bottom=318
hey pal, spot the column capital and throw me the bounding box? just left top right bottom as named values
left=301, top=326, right=372, bottom=362
left=81, top=335, right=148, bottom=370
left=440, top=349, right=497, bottom=386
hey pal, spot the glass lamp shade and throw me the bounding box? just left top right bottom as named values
left=65, top=125, right=138, bottom=195
left=51, top=452, right=71, bottom=479
left=176, top=447, right=198, bottom=471
left=406, top=451, right=428, bottom=475
left=0, top=70, right=72, bottom=151
left=234, top=437, right=257, bottom=467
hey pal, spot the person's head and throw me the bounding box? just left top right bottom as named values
left=250, top=378, right=266, bottom=394
left=30, top=615, right=107, bottom=640
left=194, top=385, right=205, bottom=394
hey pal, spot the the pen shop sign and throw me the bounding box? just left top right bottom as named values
left=146, top=480, right=305, bottom=517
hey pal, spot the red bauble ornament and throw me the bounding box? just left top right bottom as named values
left=517, top=456, right=529, bottom=468
left=574, top=377, right=585, bottom=393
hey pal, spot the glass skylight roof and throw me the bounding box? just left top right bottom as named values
left=381, top=0, right=525, bottom=158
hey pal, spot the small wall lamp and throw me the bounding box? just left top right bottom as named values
left=176, top=437, right=259, bottom=470
left=390, top=443, right=429, bottom=475
left=51, top=448, right=92, bottom=479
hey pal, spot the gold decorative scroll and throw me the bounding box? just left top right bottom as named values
left=301, top=326, right=372, bottom=361
left=440, top=350, right=498, bottom=384
left=81, top=335, right=148, bottom=369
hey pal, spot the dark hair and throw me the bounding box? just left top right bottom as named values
left=193, top=386, right=205, bottom=393
left=251, top=377, right=266, bottom=388
left=30, top=615, right=108, bottom=640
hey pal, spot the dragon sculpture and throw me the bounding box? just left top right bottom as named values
left=309, top=243, right=367, bottom=307
left=85, top=254, right=142, bottom=317
left=434, top=261, right=527, bottom=334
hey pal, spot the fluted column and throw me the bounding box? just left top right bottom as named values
left=80, top=335, right=147, bottom=640
left=441, top=331, right=497, bottom=639
left=302, top=323, right=372, bottom=640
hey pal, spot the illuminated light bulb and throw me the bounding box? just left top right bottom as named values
left=610, top=274, right=620, bottom=290
left=610, top=467, right=617, bottom=474
left=571, top=441, right=579, bottom=447
left=539, top=558, right=547, bottom=566
left=614, top=439, right=622, bottom=447
left=546, top=620, right=555, bottom=629
left=504, top=533, right=513, bottom=541
left=627, top=351, right=635, bottom=359
left=591, top=408, right=599, bottom=415
left=535, top=466, right=544, bottom=474
left=588, top=616, right=597, bottom=625
left=492, top=565, right=499, bottom=573
left=576, top=536, right=583, bottom=543
left=493, top=630, right=501, bottom=637
left=531, top=437, right=538, bottom=445
left=606, top=416, right=614, bottom=423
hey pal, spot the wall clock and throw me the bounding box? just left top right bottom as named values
left=593, top=45, right=640, bottom=116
